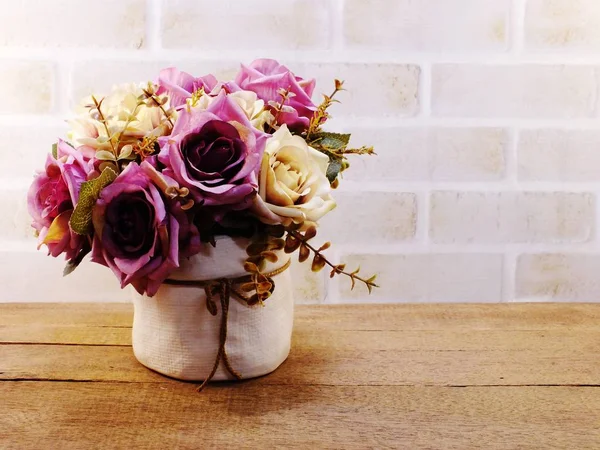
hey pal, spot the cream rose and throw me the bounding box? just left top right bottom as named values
left=253, top=125, right=336, bottom=226
left=193, top=89, right=273, bottom=130
left=68, top=83, right=175, bottom=151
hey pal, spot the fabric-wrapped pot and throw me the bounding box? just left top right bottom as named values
left=131, top=236, right=293, bottom=382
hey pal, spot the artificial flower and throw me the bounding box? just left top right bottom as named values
left=90, top=161, right=200, bottom=296
left=235, top=59, right=317, bottom=132
left=252, top=125, right=336, bottom=226
left=27, top=140, right=89, bottom=260
left=158, top=91, right=267, bottom=208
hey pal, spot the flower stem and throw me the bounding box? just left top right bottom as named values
left=92, top=96, right=117, bottom=156
left=288, top=229, right=378, bottom=291
left=142, top=88, right=174, bottom=127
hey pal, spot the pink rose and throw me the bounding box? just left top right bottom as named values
left=27, top=140, right=89, bottom=260
left=91, top=161, right=200, bottom=296
left=156, top=67, right=218, bottom=109
left=158, top=91, right=267, bottom=208
left=234, top=59, right=317, bottom=132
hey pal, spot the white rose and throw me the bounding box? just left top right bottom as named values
left=253, top=125, right=336, bottom=226
left=68, top=83, right=174, bottom=151
left=193, top=89, right=273, bottom=130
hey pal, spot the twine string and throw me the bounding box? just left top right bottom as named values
left=163, top=259, right=291, bottom=392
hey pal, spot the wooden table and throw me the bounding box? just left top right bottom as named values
left=2, top=303, right=600, bottom=449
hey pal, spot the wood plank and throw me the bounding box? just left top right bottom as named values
left=3, top=324, right=600, bottom=353
left=0, top=325, right=131, bottom=345
left=3, top=302, right=600, bottom=330
left=2, top=340, right=599, bottom=386
left=2, top=382, right=600, bottom=449
left=0, top=303, right=132, bottom=327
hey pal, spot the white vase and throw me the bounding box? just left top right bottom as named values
left=131, top=236, right=294, bottom=381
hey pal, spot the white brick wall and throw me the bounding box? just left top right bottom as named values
left=4, top=0, right=600, bottom=303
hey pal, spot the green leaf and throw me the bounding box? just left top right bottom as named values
left=96, top=150, right=117, bottom=161
left=70, top=167, right=118, bottom=235
left=118, top=145, right=133, bottom=160
left=52, top=143, right=58, bottom=159
left=311, top=132, right=351, bottom=150
left=326, top=159, right=343, bottom=183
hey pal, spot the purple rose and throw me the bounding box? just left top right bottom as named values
left=234, top=59, right=317, bottom=131
left=91, top=161, right=200, bottom=296
left=158, top=91, right=266, bottom=208
left=27, top=140, right=89, bottom=260
left=156, top=67, right=218, bottom=109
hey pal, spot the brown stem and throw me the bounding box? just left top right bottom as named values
left=92, top=96, right=117, bottom=156
left=143, top=89, right=174, bottom=127
left=289, top=230, right=378, bottom=290
left=271, top=86, right=292, bottom=126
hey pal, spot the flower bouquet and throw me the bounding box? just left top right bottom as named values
left=28, top=59, right=377, bottom=388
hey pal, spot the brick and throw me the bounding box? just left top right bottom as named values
left=162, top=0, right=331, bottom=50
left=344, top=0, right=509, bottom=52
left=0, top=250, right=132, bottom=302
left=290, top=259, right=325, bottom=304
left=519, top=129, right=600, bottom=181
left=525, top=0, right=600, bottom=51
left=295, top=63, right=420, bottom=117
left=430, top=191, right=595, bottom=243
left=429, top=128, right=507, bottom=181
left=0, top=60, right=54, bottom=114
left=338, top=253, right=503, bottom=302
left=343, top=127, right=506, bottom=182
left=342, top=128, right=429, bottom=182
left=319, top=191, right=417, bottom=244
left=70, top=60, right=240, bottom=107
left=516, top=254, right=600, bottom=301
left=432, top=65, right=596, bottom=118
left=0, top=124, right=68, bottom=178
left=0, top=0, right=145, bottom=49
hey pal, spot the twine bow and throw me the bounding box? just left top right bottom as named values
left=163, top=258, right=291, bottom=391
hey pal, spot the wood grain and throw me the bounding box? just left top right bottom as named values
left=3, top=302, right=600, bottom=329
left=2, top=303, right=600, bottom=448
left=2, top=382, right=600, bottom=449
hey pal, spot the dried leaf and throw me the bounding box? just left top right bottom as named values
left=284, top=234, right=301, bottom=253
left=246, top=241, right=268, bottom=256
left=298, top=244, right=310, bottom=263
left=311, top=255, right=326, bottom=272
left=239, top=282, right=256, bottom=293
left=304, top=225, right=317, bottom=241
left=268, top=238, right=285, bottom=251
left=261, top=251, right=278, bottom=263
left=70, top=167, right=118, bottom=235
left=256, top=281, right=273, bottom=295
left=247, top=293, right=260, bottom=306
left=267, top=225, right=285, bottom=238
left=318, top=242, right=331, bottom=252
left=329, top=263, right=346, bottom=278
left=243, top=261, right=259, bottom=273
